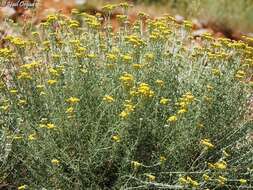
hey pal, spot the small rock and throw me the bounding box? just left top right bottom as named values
left=175, top=14, right=184, bottom=24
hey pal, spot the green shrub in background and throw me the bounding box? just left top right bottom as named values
left=134, top=0, right=253, bottom=33
left=0, top=3, right=252, bottom=189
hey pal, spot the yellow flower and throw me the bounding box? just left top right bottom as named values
left=18, top=185, right=27, bottom=190
left=124, top=103, right=135, bottom=112
left=156, top=79, right=164, bottom=87
left=18, top=99, right=27, bottom=106
left=0, top=48, right=14, bottom=59
left=177, top=109, right=187, bottom=114
left=119, top=73, right=134, bottom=88
left=71, top=8, right=79, bottom=14
left=178, top=177, right=188, bottom=184
left=203, top=174, right=210, bottom=181
left=145, top=53, right=154, bottom=61
left=69, top=22, right=79, bottom=28
left=222, top=150, right=230, bottom=157
left=47, top=123, right=56, bottom=129
left=137, top=83, right=154, bottom=98
left=32, top=31, right=39, bottom=36
left=239, top=179, right=247, bottom=185
left=207, top=162, right=215, bottom=169
left=40, top=92, right=46, bottom=96
left=186, top=176, right=199, bottom=187
left=46, top=15, right=57, bottom=23
left=132, top=64, right=143, bottom=70
left=160, top=98, right=169, bottom=105
left=200, top=139, right=215, bottom=149
left=167, top=115, right=177, bottom=122
left=49, top=68, right=59, bottom=77
left=160, top=155, right=167, bottom=162
left=235, top=70, right=246, bottom=79
left=10, top=89, right=18, bottom=94
left=13, top=135, right=23, bottom=140
left=236, top=70, right=246, bottom=76
left=47, top=79, right=57, bottom=85
left=87, top=54, right=96, bottom=59
left=28, top=133, right=37, bottom=141
left=103, top=95, right=115, bottom=103
left=218, top=176, right=227, bottom=186
left=66, top=97, right=80, bottom=104
left=36, top=85, right=45, bottom=90
left=51, top=159, right=60, bottom=166
left=235, top=74, right=245, bottom=79
left=214, top=161, right=227, bottom=170
left=20, top=61, right=40, bottom=70
left=122, top=54, right=133, bottom=63
left=212, top=68, right=221, bottom=76
left=183, top=92, right=195, bottom=102
left=119, top=102, right=135, bottom=119
left=112, top=135, right=121, bottom=142
left=39, top=124, right=46, bottom=128
left=176, top=101, right=187, bottom=109
left=119, top=2, right=130, bottom=9
left=10, top=37, right=26, bottom=47
left=146, top=174, right=156, bottom=182
left=106, top=53, right=117, bottom=62
left=131, top=161, right=142, bottom=170
left=67, top=115, right=76, bottom=119
left=1, top=105, right=9, bottom=111
left=106, top=64, right=115, bottom=69
left=102, top=4, right=117, bottom=12
left=17, top=72, right=32, bottom=80
left=66, top=107, right=74, bottom=114
left=119, top=110, right=129, bottom=118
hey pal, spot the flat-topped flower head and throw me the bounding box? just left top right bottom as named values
left=200, top=138, right=215, bottom=149
left=137, top=83, right=154, bottom=98
left=214, top=161, right=227, bottom=170
left=131, top=161, right=142, bottom=170
left=51, top=159, right=60, bottom=166
left=119, top=73, right=134, bottom=88
left=156, top=79, right=165, bottom=87
left=160, top=97, right=169, bottom=105
left=47, top=80, right=57, bottom=85
left=66, top=97, right=80, bottom=104
left=103, top=95, right=115, bottom=103
left=46, top=123, right=56, bottom=129
left=167, top=115, right=177, bottom=122
left=146, top=174, right=156, bottom=182
left=112, top=134, right=121, bottom=142
left=18, top=185, right=28, bottom=190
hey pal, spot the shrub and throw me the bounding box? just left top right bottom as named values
left=0, top=4, right=252, bottom=189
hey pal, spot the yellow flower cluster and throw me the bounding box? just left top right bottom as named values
left=103, top=95, right=115, bottom=103
left=200, top=138, right=215, bottom=149
left=119, top=73, right=134, bottom=88
left=131, top=161, right=142, bottom=170
left=208, top=160, right=227, bottom=170
left=137, top=83, right=154, bottom=98
left=66, top=97, right=80, bottom=104
left=119, top=101, right=135, bottom=119
left=0, top=48, right=14, bottom=59
left=125, top=35, right=146, bottom=48
left=178, top=176, right=199, bottom=187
